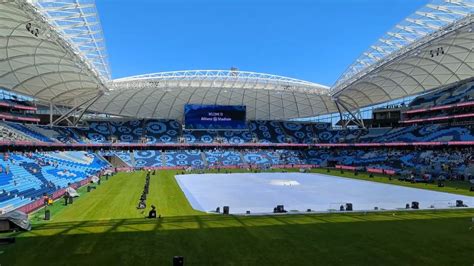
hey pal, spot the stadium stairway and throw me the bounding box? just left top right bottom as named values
left=99, top=150, right=133, bottom=167
left=161, top=152, right=166, bottom=167
left=130, top=151, right=136, bottom=167
left=118, top=151, right=134, bottom=167
left=201, top=152, right=208, bottom=167
left=239, top=152, right=246, bottom=165
left=95, top=152, right=113, bottom=168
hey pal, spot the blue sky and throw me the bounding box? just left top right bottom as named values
left=97, top=0, right=428, bottom=85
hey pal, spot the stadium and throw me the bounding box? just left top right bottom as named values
left=0, top=0, right=473, bottom=265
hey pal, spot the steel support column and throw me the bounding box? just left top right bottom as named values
left=52, top=94, right=102, bottom=126
left=335, top=99, right=366, bottom=129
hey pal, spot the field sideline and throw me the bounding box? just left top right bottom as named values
left=1, top=170, right=473, bottom=265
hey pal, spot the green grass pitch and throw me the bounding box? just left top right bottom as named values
left=1, top=170, right=473, bottom=265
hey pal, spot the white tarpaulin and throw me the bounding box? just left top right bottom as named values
left=90, top=176, right=100, bottom=183
left=104, top=169, right=114, bottom=175
left=65, top=187, right=79, bottom=197
left=0, top=210, right=31, bottom=231
left=176, top=173, right=474, bottom=213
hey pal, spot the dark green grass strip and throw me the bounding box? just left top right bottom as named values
left=29, top=185, right=89, bottom=225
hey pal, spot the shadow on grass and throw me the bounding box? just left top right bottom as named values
left=23, top=208, right=474, bottom=235
left=1, top=212, right=474, bottom=266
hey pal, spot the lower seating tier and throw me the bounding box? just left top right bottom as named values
left=0, top=151, right=109, bottom=212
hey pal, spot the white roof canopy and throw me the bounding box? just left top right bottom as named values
left=332, top=0, right=474, bottom=108
left=90, top=70, right=338, bottom=121
left=29, top=0, right=111, bottom=80
left=2, top=0, right=473, bottom=121
left=0, top=0, right=106, bottom=105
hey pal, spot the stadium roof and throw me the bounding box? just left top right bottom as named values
left=332, top=0, right=474, bottom=109
left=89, top=70, right=338, bottom=121
left=2, top=0, right=473, bottom=121
left=31, top=0, right=111, bottom=80
left=0, top=0, right=107, bottom=106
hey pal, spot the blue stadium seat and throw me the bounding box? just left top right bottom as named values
left=183, top=130, right=217, bottom=143
left=77, top=121, right=111, bottom=143
left=409, top=80, right=474, bottom=109
left=165, top=150, right=204, bottom=167
left=243, top=150, right=280, bottom=165
left=143, top=120, right=181, bottom=143
left=134, top=150, right=162, bottom=167
left=109, top=120, right=144, bottom=143
left=249, top=121, right=287, bottom=143
left=220, top=130, right=253, bottom=144
left=0, top=151, right=109, bottom=211
left=204, top=150, right=243, bottom=166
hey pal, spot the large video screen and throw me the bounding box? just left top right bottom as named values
left=184, top=104, right=246, bottom=130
